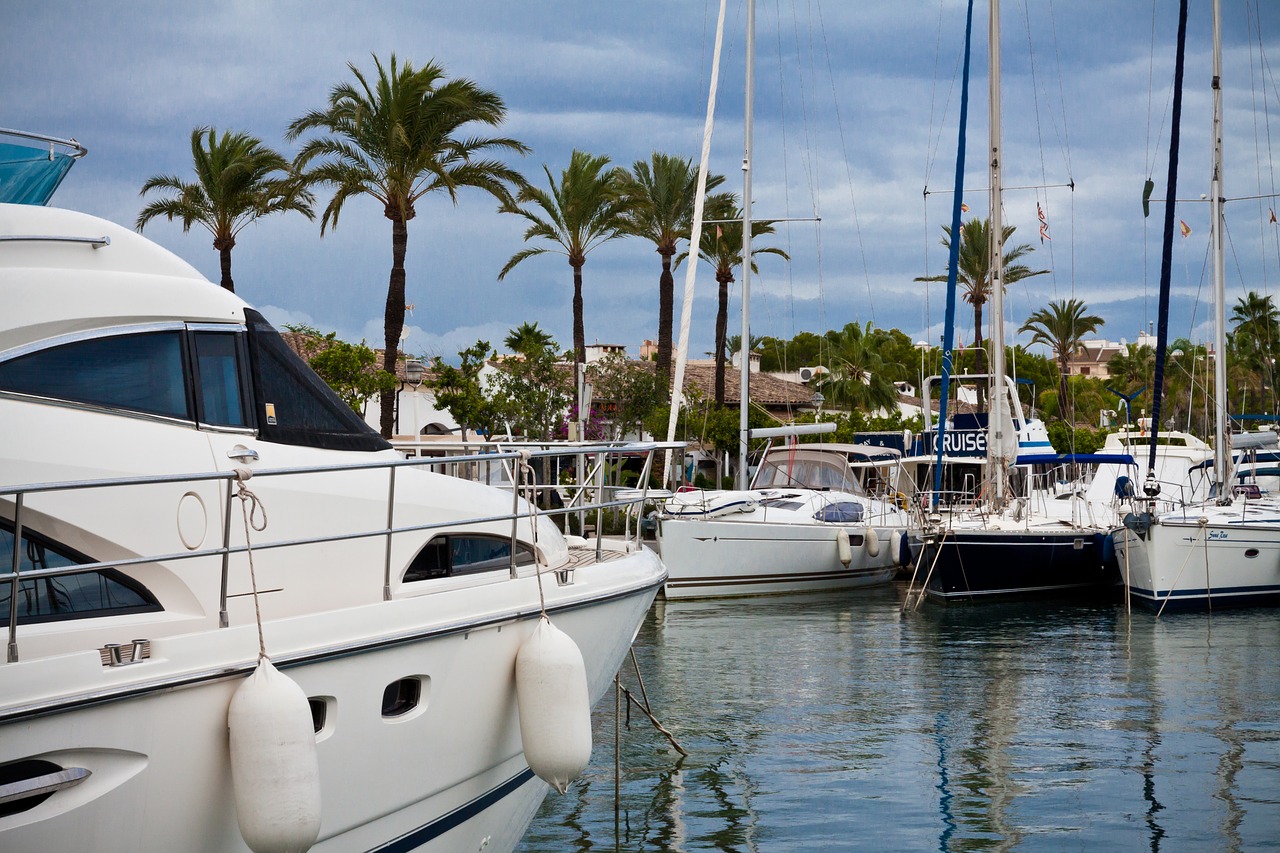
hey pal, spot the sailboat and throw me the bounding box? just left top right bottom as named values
left=1112, top=0, right=1280, bottom=612
left=908, top=0, right=1119, bottom=603
left=655, top=0, right=910, bottom=599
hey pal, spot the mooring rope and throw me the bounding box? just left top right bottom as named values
left=513, top=450, right=549, bottom=618
left=232, top=467, right=270, bottom=660
left=1155, top=516, right=1207, bottom=618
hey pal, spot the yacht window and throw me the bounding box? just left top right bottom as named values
left=0, top=331, right=190, bottom=420
left=192, top=331, right=249, bottom=428
left=403, top=534, right=535, bottom=582
left=0, top=521, right=161, bottom=623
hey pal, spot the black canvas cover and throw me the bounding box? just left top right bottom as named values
left=243, top=309, right=391, bottom=452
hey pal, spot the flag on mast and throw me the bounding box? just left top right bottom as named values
left=1037, top=203, right=1051, bottom=243
left=1270, top=208, right=1277, bottom=224
left=1180, top=219, right=1192, bottom=238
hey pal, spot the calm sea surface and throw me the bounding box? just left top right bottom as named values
left=518, top=584, right=1280, bottom=852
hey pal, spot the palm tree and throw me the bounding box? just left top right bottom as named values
left=1018, top=298, right=1105, bottom=424
left=504, top=321, right=556, bottom=357
left=815, top=322, right=902, bottom=414
left=677, top=194, right=789, bottom=405
left=287, top=54, right=528, bottom=438
left=915, top=217, right=1050, bottom=380
left=614, top=153, right=726, bottom=391
left=498, top=150, right=631, bottom=407
left=1231, top=290, right=1279, bottom=410
left=137, top=127, right=313, bottom=293
left=1107, top=343, right=1155, bottom=389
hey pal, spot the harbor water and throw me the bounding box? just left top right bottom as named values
left=519, top=584, right=1280, bottom=851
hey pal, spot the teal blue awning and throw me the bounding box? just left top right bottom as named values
left=0, top=131, right=86, bottom=205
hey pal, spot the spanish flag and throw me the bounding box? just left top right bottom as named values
left=1180, top=219, right=1192, bottom=238
left=960, top=202, right=969, bottom=212
left=1271, top=208, right=1277, bottom=224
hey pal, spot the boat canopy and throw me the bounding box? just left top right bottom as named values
left=0, top=130, right=86, bottom=206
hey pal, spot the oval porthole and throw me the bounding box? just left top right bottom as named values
left=382, top=678, right=422, bottom=718
left=1245, top=548, right=1260, bottom=558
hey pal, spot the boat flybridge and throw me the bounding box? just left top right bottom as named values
left=0, top=146, right=666, bottom=850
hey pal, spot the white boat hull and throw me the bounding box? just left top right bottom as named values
left=0, top=550, right=663, bottom=852
left=658, top=516, right=904, bottom=599
left=1113, top=510, right=1280, bottom=611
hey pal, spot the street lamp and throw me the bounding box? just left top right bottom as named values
left=405, top=358, right=424, bottom=438
left=810, top=391, right=824, bottom=418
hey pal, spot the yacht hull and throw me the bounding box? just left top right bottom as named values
left=658, top=516, right=905, bottom=599
left=913, top=528, right=1118, bottom=602
left=1113, top=516, right=1280, bottom=611
left=0, top=553, right=664, bottom=852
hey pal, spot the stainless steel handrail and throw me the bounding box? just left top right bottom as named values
left=2, top=441, right=682, bottom=662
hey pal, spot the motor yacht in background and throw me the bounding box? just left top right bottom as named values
left=658, top=436, right=911, bottom=599
left=0, top=132, right=666, bottom=852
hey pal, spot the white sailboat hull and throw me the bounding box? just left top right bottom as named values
left=1113, top=506, right=1280, bottom=610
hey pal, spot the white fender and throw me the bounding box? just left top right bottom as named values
left=516, top=616, right=592, bottom=793
left=864, top=526, right=881, bottom=558
left=836, top=529, right=852, bottom=567
left=227, top=658, right=321, bottom=853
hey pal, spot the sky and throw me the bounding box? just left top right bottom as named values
left=6, top=1, right=1279, bottom=370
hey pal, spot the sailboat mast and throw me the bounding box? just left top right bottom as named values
left=737, top=0, right=756, bottom=490
left=986, top=0, right=1009, bottom=506
left=1211, top=0, right=1230, bottom=500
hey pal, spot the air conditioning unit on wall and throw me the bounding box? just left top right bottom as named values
left=798, top=366, right=825, bottom=382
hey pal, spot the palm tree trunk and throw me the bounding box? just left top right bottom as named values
left=379, top=216, right=409, bottom=438
left=216, top=240, right=235, bottom=293
left=571, top=260, right=586, bottom=421
left=714, top=272, right=731, bottom=406
left=973, top=301, right=987, bottom=409
left=1059, top=353, right=1071, bottom=425
left=657, top=247, right=675, bottom=393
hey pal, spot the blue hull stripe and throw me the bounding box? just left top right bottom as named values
left=368, top=767, right=537, bottom=852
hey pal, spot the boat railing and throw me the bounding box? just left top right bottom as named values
left=2, top=441, right=681, bottom=663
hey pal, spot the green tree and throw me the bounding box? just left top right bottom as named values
left=305, top=332, right=397, bottom=414
left=487, top=343, right=572, bottom=441
left=504, top=321, right=557, bottom=357
left=614, top=153, right=726, bottom=392
left=1018, top=298, right=1104, bottom=425
left=499, top=150, right=631, bottom=408
left=676, top=194, right=789, bottom=405
left=431, top=341, right=498, bottom=438
left=815, top=322, right=902, bottom=414
left=586, top=353, right=663, bottom=441
left=914, top=217, right=1050, bottom=381
left=1231, top=290, right=1279, bottom=412
left=757, top=331, right=825, bottom=372
left=137, top=126, right=313, bottom=293
left=288, top=54, right=527, bottom=438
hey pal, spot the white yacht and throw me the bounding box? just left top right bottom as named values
left=657, top=442, right=911, bottom=599
left=0, top=141, right=666, bottom=851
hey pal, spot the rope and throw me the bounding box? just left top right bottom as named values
left=1154, top=516, right=1206, bottom=618
left=232, top=467, right=269, bottom=661
left=515, top=450, right=548, bottom=616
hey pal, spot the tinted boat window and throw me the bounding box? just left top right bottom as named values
left=0, top=522, right=160, bottom=623
left=243, top=309, right=390, bottom=452
left=193, top=331, right=248, bottom=427
left=0, top=331, right=190, bottom=419
left=403, top=535, right=535, bottom=581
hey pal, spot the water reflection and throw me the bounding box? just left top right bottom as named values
left=518, top=588, right=1280, bottom=852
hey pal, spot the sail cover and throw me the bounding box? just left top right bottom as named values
left=0, top=141, right=78, bottom=205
